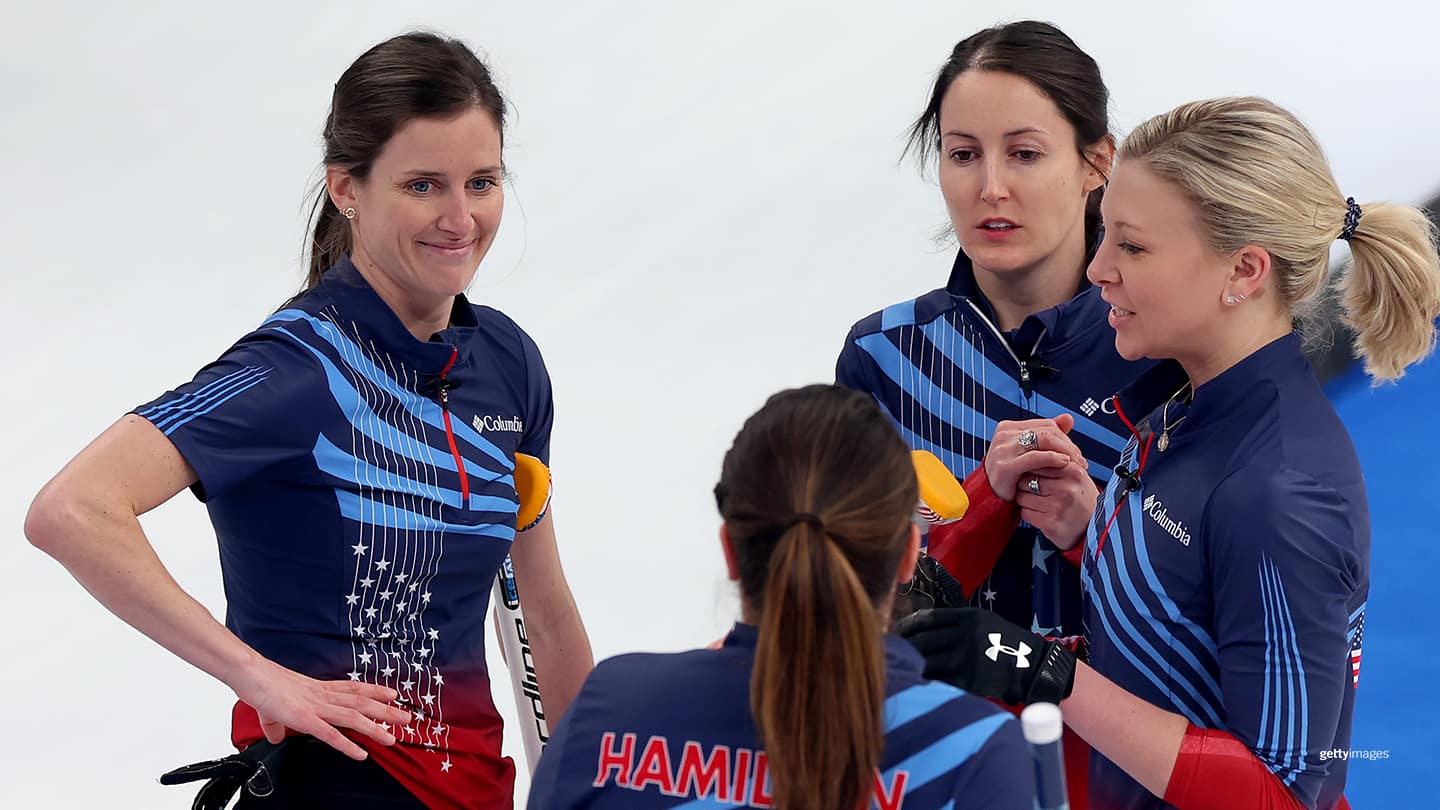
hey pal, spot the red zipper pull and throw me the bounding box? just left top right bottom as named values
left=437, top=347, right=469, bottom=504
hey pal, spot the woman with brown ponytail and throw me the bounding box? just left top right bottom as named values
left=529, top=384, right=1034, bottom=809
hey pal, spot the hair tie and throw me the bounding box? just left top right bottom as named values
left=784, top=512, right=826, bottom=532
left=1339, top=197, right=1362, bottom=242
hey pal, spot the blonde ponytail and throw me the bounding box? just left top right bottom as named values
left=1336, top=202, right=1440, bottom=380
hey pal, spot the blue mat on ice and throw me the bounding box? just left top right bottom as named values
left=1327, top=353, right=1440, bottom=806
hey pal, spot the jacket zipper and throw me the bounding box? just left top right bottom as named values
left=962, top=298, right=1044, bottom=404
left=438, top=346, right=470, bottom=504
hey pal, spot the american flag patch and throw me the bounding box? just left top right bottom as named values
left=915, top=503, right=961, bottom=527
left=1348, top=607, right=1366, bottom=687
left=917, top=504, right=943, bottom=524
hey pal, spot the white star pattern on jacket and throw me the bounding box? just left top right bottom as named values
left=325, top=311, right=454, bottom=774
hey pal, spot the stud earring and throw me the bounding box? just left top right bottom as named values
left=1226, top=295, right=1238, bottom=305
left=342, top=207, right=357, bottom=220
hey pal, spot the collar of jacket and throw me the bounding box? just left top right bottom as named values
left=305, top=254, right=483, bottom=379
left=1114, top=331, right=1309, bottom=428
left=942, top=240, right=1108, bottom=356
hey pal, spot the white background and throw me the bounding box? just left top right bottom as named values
left=3, top=1, right=1436, bottom=805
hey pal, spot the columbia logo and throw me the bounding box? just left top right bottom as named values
left=1080, top=398, right=1101, bottom=417
left=1142, top=494, right=1191, bottom=546
left=473, top=414, right=525, bottom=434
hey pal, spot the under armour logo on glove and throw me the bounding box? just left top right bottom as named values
left=985, top=632, right=1032, bottom=668
left=896, top=608, right=1077, bottom=706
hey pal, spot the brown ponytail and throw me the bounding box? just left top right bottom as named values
left=752, top=523, right=888, bottom=810
left=715, top=385, right=916, bottom=810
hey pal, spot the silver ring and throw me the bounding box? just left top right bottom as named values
left=1017, top=429, right=1038, bottom=450
left=1027, top=476, right=1041, bottom=495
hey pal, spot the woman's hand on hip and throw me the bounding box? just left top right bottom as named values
left=231, top=656, right=412, bottom=760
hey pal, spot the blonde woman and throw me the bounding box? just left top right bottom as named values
left=900, top=96, right=1440, bottom=809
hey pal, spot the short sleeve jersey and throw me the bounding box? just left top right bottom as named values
left=528, top=624, right=1036, bottom=810
left=133, top=257, right=553, bottom=808
left=836, top=250, right=1152, bottom=636
left=1081, top=333, right=1368, bottom=809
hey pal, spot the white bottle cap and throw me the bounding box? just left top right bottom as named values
left=1021, top=702, right=1064, bottom=745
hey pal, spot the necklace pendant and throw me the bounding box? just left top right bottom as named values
left=1158, top=432, right=1171, bottom=453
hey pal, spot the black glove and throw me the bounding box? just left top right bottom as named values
left=895, top=607, right=1077, bottom=705
left=896, top=552, right=969, bottom=616
left=159, top=739, right=287, bottom=810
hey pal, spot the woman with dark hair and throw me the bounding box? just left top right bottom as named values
left=25, top=31, right=592, bottom=809
left=527, top=384, right=1034, bottom=810
left=836, top=20, right=1148, bottom=805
